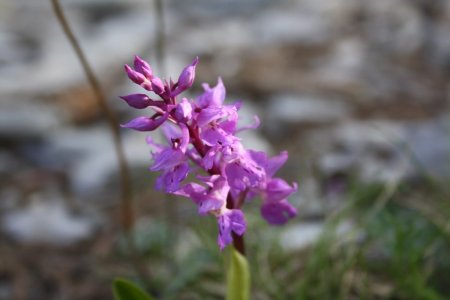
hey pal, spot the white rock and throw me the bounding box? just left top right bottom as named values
left=317, top=120, right=411, bottom=183
left=313, top=38, right=367, bottom=86
left=314, top=119, right=450, bottom=183
left=172, top=18, right=252, bottom=54
left=0, top=3, right=155, bottom=94
left=281, top=221, right=354, bottom=251
left=296, top=177, right=326, bottom=217
left=252, top=9, right=329, bottom=45
left=405, top=118, right=450, bottom=178
left=0, top=98, right=63, bottom=139
left=3, top=196, right=94, bottom=246
left=427, top=22, right=450, bottom=69
left=47, top=124, right=151, bottom=195
left=280, top=222, right=324, bottom=251
left=289, top=0, right=362, bottom=36
left=167, top=0, right=269, bottom=19
left=234, top=99, right=273, bottom=154
left=267, top=94, right=351, bottom=124
left=362, top=0, right=424, bottom=55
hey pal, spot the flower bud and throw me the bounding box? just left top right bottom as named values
left=173, top=57, right=199, bottom=96
left=120, top=93, right=151, bottom=109
left=121, top=113, right=168, bottom=131
left=151, top=77, right=165, bottom=95
left=124, top=64, right=146, bottom=84
left=134, top=56, right=153, bottom=80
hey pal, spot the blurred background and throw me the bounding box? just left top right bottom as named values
left=1, top=0, right=450, bottom=299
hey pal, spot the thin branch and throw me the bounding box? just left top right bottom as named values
left=49, top=0, right=134, bottom=235
left=153, top=0, right=178, bottom=271
left=154, top=0, right=167, bottom=75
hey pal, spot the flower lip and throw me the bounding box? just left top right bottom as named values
left=261, top=200, right=297, bottom=225
left=217, top=209, right=246, bottom=250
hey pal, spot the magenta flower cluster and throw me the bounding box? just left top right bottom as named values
left=121, top=56, right=297, bottom=250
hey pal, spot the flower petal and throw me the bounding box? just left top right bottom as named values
left=174, top=182, right=207, bottom=205
left=175, top=98, right=193, bottom=122
left=266, top=151, right=288, bottom=177
left=200, top=126, right=235, bottom=146
left=225, top=157, right=265, bottom=193
left=217, top=209, right=246, bottom=250
left=196, top=107, right=227, bottom=127
left=155, top=162, right=189, bottom=192
left=121, top=113, right=168, bottom=131
left=237, top=115, right=260, bottom=133
left=198, top=176, right=229, bottom=215
left=150, top=148, right=185, bottom=171
left=265, top=178, right=298, bottom=202
left=197, top=77, right=226, bottom=108
left=201, top=145, right=219, bottom=170
left=261, top=200, right=297, bottom=225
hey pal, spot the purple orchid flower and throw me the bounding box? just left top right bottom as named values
left=120, top=56, right=298, bottom=251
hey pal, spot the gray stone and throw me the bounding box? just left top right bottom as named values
left=234, top=99, right=273, bottom=154
left=252, top=9, right=329, bottom=45
left=280, top=222, right=324, bottom=251
left=427, top=22, right=450, bottom=70
left=0, top=98, right=63, bottom=140
left=315, top=118, right=450, bottom=184
left=0, top=1, right=155, bottom=94
left=267, top=93, right=352, bottom=125
left=280, top=220, right=355, bottom=251
left=167, top=0, right=273, bottom=19
left=405, top=118, right=450, bottom=178
left=313, top=38, right=367, bottom=87
left=362, top=0, right=424, bottom=55
left=317, top=120, right=411, bottom=183
left=2, top=195, right=95, bottom=246
left=46, top=124, right=151, bottom=195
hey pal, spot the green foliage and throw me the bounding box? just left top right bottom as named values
left=112, top=178, right=450, bottom=299
left=113, top=278, right=155, bottom=300
left=163, top=249, right=216, bottom=299
left=290, top=180, right=450, bottom=300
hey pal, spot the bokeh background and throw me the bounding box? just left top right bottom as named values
left=1, top=0, right=450, bottom=299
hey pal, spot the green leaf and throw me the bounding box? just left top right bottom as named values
left=113, top=278, right=155, bottom=300
left=226, top=247, right=251, bottom=300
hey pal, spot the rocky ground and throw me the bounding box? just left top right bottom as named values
left=1, top=0, right=449, bottom=299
